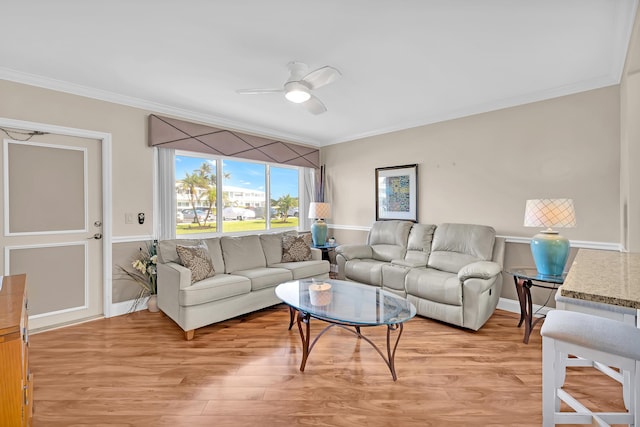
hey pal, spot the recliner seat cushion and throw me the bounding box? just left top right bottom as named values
left=405, top=268, right=462, bottom=306
left=345, top=259, right=387, bottom=286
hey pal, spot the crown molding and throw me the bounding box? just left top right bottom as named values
left=0, top=65, right=624, bottom=149
left=324, top=75, right=620, bottom=146
left=0, top=67, right=323, bottom=147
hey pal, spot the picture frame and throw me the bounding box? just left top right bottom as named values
left=375, top=164, right=418, bottom=221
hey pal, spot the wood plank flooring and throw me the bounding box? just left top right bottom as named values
left=29, top=306, right=626, bottom=426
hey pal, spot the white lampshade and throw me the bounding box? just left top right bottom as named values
left=524, top=199, right=576, bottom=230
left=308, top=202, right=331, bottom=219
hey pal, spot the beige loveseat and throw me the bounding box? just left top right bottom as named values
left=157, top=231, right=330, bottom=340
left=336, top=221, right=505, bottom=331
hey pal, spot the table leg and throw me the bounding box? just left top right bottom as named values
left=386, top=323, right=404, bottom=381
left=513, top=276, right=527, bottom=327
left=522, top=279, right=534, bottom=344
left=514, top=277, right=536, bottom=344
left=287, top=305, right=295, bottom=330
left=296, top=311, right=312, bottom=371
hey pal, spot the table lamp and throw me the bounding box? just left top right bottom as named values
left=524, top=198, right=576, bottom=276
left=309, top=202, right=331, bottom=246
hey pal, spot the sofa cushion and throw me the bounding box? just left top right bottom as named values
left=272, top=260, right=329, bottom=279
left=344, top=259, right=387, bottom=286
left=179, top=274, right=251, bottom=307
left=404, top=223, right=436, bottom=267
left=260, top=231, right=297, bottom=266
left=158, top=237, right=225, bottom=272
left=203, top=238, right=226, bottom=273
left=428, top=223, right=496, bottom=273
left=405, top=268, right=462, bottom=306
left=368, top=220, right=413, bottom=261
left=221, top=235, right=267, bottom=273
left=282, top=233, right=312, bottom=262
left=232, top=267, right=293, bottom=291
left=158, top=238, right=203, bottom=264
left=176, top=243, right=216, bottom=284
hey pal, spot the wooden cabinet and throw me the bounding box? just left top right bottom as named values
left=0, top=274, right=32, bottom=426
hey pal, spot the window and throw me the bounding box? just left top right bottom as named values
left=174, top=153, right=300, bottom=236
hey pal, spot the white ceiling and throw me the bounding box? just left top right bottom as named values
left=1, top=1, right=637, bottom=147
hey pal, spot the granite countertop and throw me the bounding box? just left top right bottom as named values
left=561, top=249, right=640, bottom=309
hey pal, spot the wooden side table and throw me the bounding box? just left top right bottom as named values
left=507, top=268, right=566, bottom=344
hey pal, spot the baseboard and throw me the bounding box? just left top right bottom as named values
left=110, top=297, right=149, bottom=317
left=497, top=297, right=553, bottom=316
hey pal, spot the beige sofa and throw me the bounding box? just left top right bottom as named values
left=157, top=232, right=330, bottom=340
left=336, top=221, right=505, bottom=331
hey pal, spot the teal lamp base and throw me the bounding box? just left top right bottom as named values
left=530, top=231, right=570, bottom=276
left=311, top=220, right=328, bottom=246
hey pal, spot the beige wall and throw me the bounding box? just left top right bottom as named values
left=323, top=86, right=621, bottom=306
left=323, top=86, right=621, bottom=242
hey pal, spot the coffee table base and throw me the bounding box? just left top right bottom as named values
left=290, top=307, right=405, bottom=381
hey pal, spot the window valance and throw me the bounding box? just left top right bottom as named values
left=148, top=114, right=319, bottom=168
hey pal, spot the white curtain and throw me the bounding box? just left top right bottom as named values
left=156, top=148, right=176, bottom=240
left=301, top=167, right=315, bottom=230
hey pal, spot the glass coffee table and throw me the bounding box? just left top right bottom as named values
left=275, top=279, right=416, bottom=381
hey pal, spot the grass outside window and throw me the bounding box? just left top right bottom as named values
left=177, top=218, right=299, bottom=235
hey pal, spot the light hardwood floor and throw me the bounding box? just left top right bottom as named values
left=29, top=306, right=626, bottom=426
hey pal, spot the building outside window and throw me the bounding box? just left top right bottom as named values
left=175, top=154, right=299, bottom=236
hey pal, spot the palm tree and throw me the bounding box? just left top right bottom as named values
left=179, top=172, right=207, bottom=226
left=195, top=161, right=231, bottom=225
left=274, top=194, right=297, bottom=222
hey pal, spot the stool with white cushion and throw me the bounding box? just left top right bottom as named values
left=555, top=291, right=637, bottom=409
left=541, top=309, right=640, bottom=426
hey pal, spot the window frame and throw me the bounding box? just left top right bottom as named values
left=172, top=150, right=303, bottom=238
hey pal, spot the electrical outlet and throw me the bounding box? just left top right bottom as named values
left=125, top=213, right=135, bottom=224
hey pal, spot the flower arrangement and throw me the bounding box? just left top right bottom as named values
left=118, top=241, right=158, bottom=311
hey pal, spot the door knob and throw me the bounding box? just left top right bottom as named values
left=88, top=233, right=103, bottom=240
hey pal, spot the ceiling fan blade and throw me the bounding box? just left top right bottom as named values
left=236, top=88, right=283, bottom=95
left=301, top=66, right=341, bottom=90
left=300, top=95, right=327, bottom=115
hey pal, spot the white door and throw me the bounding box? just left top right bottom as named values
left=2, top=130, right=104, bottom=331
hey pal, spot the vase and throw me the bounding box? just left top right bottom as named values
left=147, top=294, right=159, bottom=312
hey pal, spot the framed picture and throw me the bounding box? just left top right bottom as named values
left=375, top=164, right=418, bottom=221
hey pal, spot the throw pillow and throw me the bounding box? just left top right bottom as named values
left=176, top=243, right=216, bottom=284
left=282, top=233, right=312, bottom=262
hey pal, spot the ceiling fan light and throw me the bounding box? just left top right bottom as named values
left=284, top=82, right=311, bottom=103
left=285, top=89, right=311, bottom=103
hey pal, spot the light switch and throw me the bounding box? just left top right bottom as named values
left=125, top=213, right=135, bottom=224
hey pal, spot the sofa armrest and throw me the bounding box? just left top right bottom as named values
left=158, top=261, right=192, bottom=290
left=335, top=244, right=373, bottom=260
left=458, top=261, right=502, bottom=282
left=310, top=247, right=322, bottom=261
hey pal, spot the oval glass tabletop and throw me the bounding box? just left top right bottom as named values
left=275, top=279, right=416, bottom=326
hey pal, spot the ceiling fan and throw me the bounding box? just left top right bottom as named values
left=236, top=61, right=341, bottom=115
